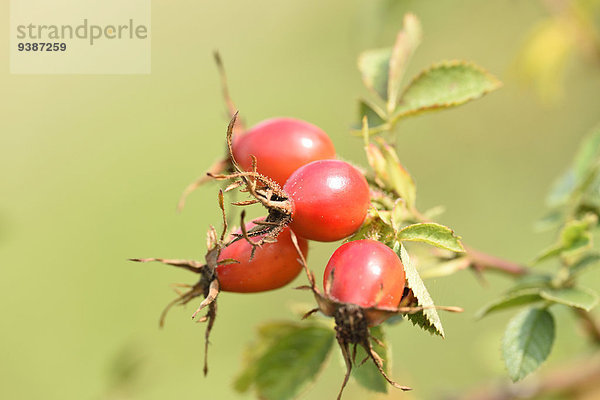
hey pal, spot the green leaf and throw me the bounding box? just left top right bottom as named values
left=393, top=61, right=501, bottom=119
left=234, top=322, right=304, bottom=393
left=235, top=323, right=335, bottom=400
left=570, top=252, right=600, bottom=276
left=546, top=125, right=600, bottom=216
left=560, top=218, right=593, bottom=249
left=547, top=169, right=577, bottom=208
left=397, top=243, right=445, bottom=337
left=502, top=307, right=555, bottom=382
left=535, top=208, right=565, bottom=231
left=358, top=99, right=386, bottom=129
left=358, top=48, right=392, bottom=100
left=405, top=310, right=443, bottom=336
left=540, top=287, right=599, bottom=311
left=255, top=326, right=334, bottom=400
left=352, top=326, right=388, bottom=393
left=535, top=218, right=593, bottom=263
left=547, top=125, right=600, bottom=209
left=387, top=13, right=422, bottom=111
left=397, top=222, right=465, bottom=253
left=506, top=274, right=553, bottom=294
left=377, top=139, right=417, bottom=209
left=476, top=289, right=543, bottom=319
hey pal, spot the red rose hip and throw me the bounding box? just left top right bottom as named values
left=217, top=224, right=309, bottom=292
left=323, top=239, right=406, bottom=310
left=283, top=160, right=370, bottom=242
left=232, top=117, right=336, bottom=186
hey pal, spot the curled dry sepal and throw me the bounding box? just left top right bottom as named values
left=130, top=190, right=234, bottom=376
left=207, top=112, right=293, bottom=249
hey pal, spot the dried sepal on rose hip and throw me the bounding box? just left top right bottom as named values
left=131, top=191, right=308, bottom=375
left=177, top=53, right=336, bottom=210
left=290, top=236, right=462, bottom=399
left=210, top=113, right=370, bottom=245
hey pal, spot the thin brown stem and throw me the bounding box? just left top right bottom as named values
left=464, top=246, right=530, bottom=277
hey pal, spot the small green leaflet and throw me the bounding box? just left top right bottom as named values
left=476, top=289, right=543, bottom=319
left=352, top=326, right=389, bottom=393
left=377, top=139, right=417, bottom=209
left=358, top=100, right=386, bottom=130
left=397, top=243, right=445, bottom=337
left=358, top=49, right=392, bottom=100
left=547, top=124, right=600, bottom=207
left=506, top=274, right=553, bottom=294
left=540, top=287, right=599, bottom=312
left=234, top=322, right=335, bottom=400
left=393, top=61, right=501, bottom=120
left=502, top=307, right=555, bottom=382
left=570, top=252, right=600, bottom=276
left=234, top=322, right=299, bottom=393
left=387, top=13, right=422, bottom=112
left=397, top=222, right=465, bottom=253
left=534, top=217, right=593, bottom=263
left=357, top=13, right=422, bottom=106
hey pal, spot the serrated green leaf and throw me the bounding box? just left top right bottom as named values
left=358, top=48, right=392, bottom=100
left=352, top=326, right=388, bottom=393
left=540, top=287, right=599, bottom=311
left=387, top=13, right=422, bottom=111
left=502, top=308, right=555, bottom=382
left=393, top=61, right=501, bottom=119
left=252, top=325, right=335, bottom=400
left=476, top=289, right=543, bottom=319
left=397, top=222, right=465, bottom=253
left=397, top=243, right=445, bottom=337
left=405, top=310, right=443, bottom=336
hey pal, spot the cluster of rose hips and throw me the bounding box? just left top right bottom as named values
left=133, top=113, right=448, bottom=398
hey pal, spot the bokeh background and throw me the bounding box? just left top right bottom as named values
left=2, top=0, right=600, bottom=399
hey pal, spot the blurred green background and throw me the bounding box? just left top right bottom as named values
left=2, top=0, right=600, bottom=399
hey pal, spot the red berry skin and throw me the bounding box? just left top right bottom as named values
left=283, top=160, right=370, bottom=242
left=216, top=225, right=309, bottom=293
left=232, top=118, right=336, bottom=186
left=323, top=240, right=406, bottom=312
